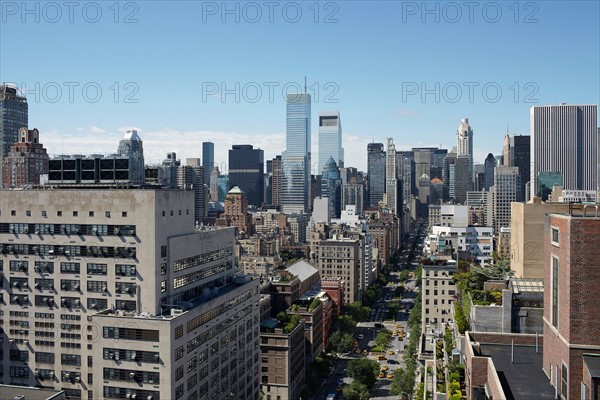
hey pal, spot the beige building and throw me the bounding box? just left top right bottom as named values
left=0, top=188, right=260, bottom=400
left=421, top=263, right=457, bottom=334
left=496, top=227, right=511, bottom=258
left=314, top=237, right=361, bottom=305
left=510, top=199, right=574, bottom=278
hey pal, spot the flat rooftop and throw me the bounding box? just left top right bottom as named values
left=478, top=344, right=555, bottom=400
left=0, top=385, right=65, bottom=400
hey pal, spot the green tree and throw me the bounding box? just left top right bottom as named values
left=399, top=270, right=410, bottom=282
left=375, top=330, right=391, bottom=348
left=328, top=331, right=355, bottom=354
left=347, top=358, right=380, bottom=389
left=345, top=302, right=370, bottom=322
left=342, top=381, right=371, bottom=400
left=336, top=315, right=357, bottom=334
left=390, top=367, right=415, bottom=395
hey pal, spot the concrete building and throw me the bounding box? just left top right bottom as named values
left=314, top=237, right=361, bottom=305
left=428, top=204, right=468, bottom=228
left=421, top=263, right=457, bottom=333
left=543, top=211, right=600, bottom=399
left=530, top=104, right=598, bottom=200
left=177, top=158, right=205, bottom=224
left=496, top=227, right=511, bottom=258
left=0, top=188, right=260, bottom=400
left=341, top=182, right=364, bottom=215
left=493, top=166, right=519, bottom=233
left=510, top=200, right=574, bottom=278
left=2, top=127, right=48, bottom=188
left=466, top=190, right=493, bottom=227
left=385, top=138, right=399, bottom=215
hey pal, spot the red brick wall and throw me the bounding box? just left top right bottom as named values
left=543, top=215, right=600, bottom=399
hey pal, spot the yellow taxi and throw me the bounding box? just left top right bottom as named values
left=396, top=323, right=402, bottom=329
left=387, top=373, right=393, bottom=379
left=377, top=355, right=387, bottom=360
left=388, top=350, right=395, bottom=355
left=381, top=365, right=389, bottom=372
left=363, top=349, right=368, bottom=355
left=392, top=331, right=398, bottom=337
left=378, top=372, right=385, bottom=378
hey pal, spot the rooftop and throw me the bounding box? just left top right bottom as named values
left=286, top=259, right=318, bottom=283
left=0, top=385, right=65, bottom=400
left=478, top=344, right=555, bottom=400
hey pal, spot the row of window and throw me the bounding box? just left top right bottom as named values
left=2, top=222, right=135, bottom=236
left=2, top=244, right=137, bottom=259
left=5, top=260, right=136, bottom=276
left=173, top=247, right=233, bottom=273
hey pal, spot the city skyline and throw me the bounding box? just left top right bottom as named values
left=2, top=2, right=598, bottom=172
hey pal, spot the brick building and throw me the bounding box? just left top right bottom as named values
left=1, top=127, right=48, bottom=188
left=543, top=211, right=600, bottom=399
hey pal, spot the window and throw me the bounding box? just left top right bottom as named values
left=105, top=211, right=111, bottom=218
left=89, top=211, right=94, bottom=217
left=561, top=363, right=568, bottom=399
left=26, top=210, right=31, bottom=216
left=87, top=263, right=107, bottom=275
left=35, top=352, right=55, bottom=363
left=73, top=211, right=78, bottom=217
left=161, top=245, right=167, bottom=258
left=552, top=227, right=559, bottom=245
left=11, top=210, right=16, bottom=216
left=122, top=211, right=127, bottom=217
left=552, top=257, right=559, bottom=328
left=115, top=264, right=136, bottom=276
left=87, top=280, right=108, bottom=293
left=60, top=263, right=80, bottom=274
left=61, top=353, right=81, bottom=366
left=57, top=211, right=62, bottom=216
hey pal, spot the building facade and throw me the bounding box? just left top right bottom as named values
left=0, top=84, right=28, bottom=188
left=317, top=111, right=343, bottom=175
left=228, top=144, right=264, bottom=207
left=1, top=127, right=48, bottom=188
left=367, top=143, right=385, bottom=207
left=0, top=188, right=260, bottom=400
left=202, top=142, right=214, bottom=185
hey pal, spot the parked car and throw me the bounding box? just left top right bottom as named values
left=357, top=334, right=364, bottom=340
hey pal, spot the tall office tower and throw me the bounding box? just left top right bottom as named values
left=158, top=152, right=180, bottom=188
left=0, top=84, right=28, bottom=188
left=210, top=166, right=220, bottom=202
left=116, top=129, right=145, bottom=183
left=281, top=93, right=311, bottom=215
left=443, top=152, right=457, bottom=201
left=483, top=153, right=495, bottom=191
left=202, top=141, right=214, bottom=184
left=367, top=143, right=385, bottom=207
left=318, top=110, right=343, bottom=175
left=228, top=144, right=264, bottom=207
left=321, top=157, right=341, bottom=218
left=503, top=134, right=531, bottom=202
left=177, top=158, right=205, bottom=224
left=456, top=118, right=474, bottom=194
left=386, top=138, right=399, bottom=214
left=397, top=154, right=413, bottom=209
left=217, top=174, right=229, bottom=202
left=0, top=188, right=260, bottom=400
left=433, top=148, right=448, bottom=170
left=1, top=127, right=48, bottom=187
left=413, top=148, right=435, bottom=197
left=531, top=104, right=598, bottom=199
left=493, top=166, right=519, bottom=233
left=271, top=155, right=282, bottom=207
left=454, top=156, right=472, bottom=204
left=341, top=182, right=365, bottom=214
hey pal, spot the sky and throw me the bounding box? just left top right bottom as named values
left=1, top=0, right=599, bottom=172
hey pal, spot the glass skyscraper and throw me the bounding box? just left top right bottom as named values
left=228, top=144, right=264, bottom=207
left=202, top=141, right=214, bottom=185
left=367, top=143, right=385, bottom=207
left=281, top=93, right=311, bottom=214
left=318, top=110, right=343, bottom=175
left=0, top=84, right=28, bottom=188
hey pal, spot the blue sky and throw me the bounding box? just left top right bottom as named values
left=1, top=1, right=599, bottom=171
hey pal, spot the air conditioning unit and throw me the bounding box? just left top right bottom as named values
left=74, top=284, right=80, bottom=291
left=130, top=352, right=136, bottom=360
left=129, top=372, right=136, bottom=379
left=128, top=229, right=136, bottom=235
left=72, top=228, right=79, bottom=234
left=115, top=288, right=122, bottom=293
left=58, top=247, right=64, bottom=254
left=35, top=230, right=40, bottom=234
left=24, top=340, right=28, bottom=344
left=92, top=228, right=98, bottom=235
left=64, top=250, right=70, bottom=256
left=48, top=250, right=55, bottom=255
left=34, top=266, right=41, bottom=272
left=9, top=227, right=14, bottom=233
left=12, top=282, right=20, bottom=288
left=62, top=284, right=68, bottom=290
left=102, top=286, right=108, bottom=292
left=19, top=263, right=27, bottom=271
left=131, top=395, right=137, bottom=400
left=64, top=373, right=70, bottom=380
left=23, top=227, right=29, bottom=233
left=115, top=353, right=120, bottom=360
left=34, top=370, right=39, bottom=377
left=49, top=371, right=54, bottom=378
left=49, top=284, right=54, bottom=290
left=126, top=395, right=132, bottom=400
left=147, top=396, right=153, bottom=400
left=91, top=303, right=97, bottom=310
left=114, top=228, right=121, bottom=235
left=126, top=287, right=132, bottom=293
left=108, top=352, right=114, bottom=359
left=34, top=283, right=41, bottom=289
left=75, top=376, right=81, bottom=382
left=154, top=354, right=159, bottom=361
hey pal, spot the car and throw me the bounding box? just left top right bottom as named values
left=337, top=379, right=345, bottom=386
left=326, top=394, right=337, bottom=400
left=388, top=350, right=395, bottom=355
left=378, top=372, right=385, bottom=378
left=388, top=359, right=398, bottom=364
left=362, top=349, right=368, bottom=355
left=387, top=373, right=393, bottom=379
left=357, top=334, right=364, bottom=340
left=381, top=365, right=389, bottom=371
left=377, top=355, right=387, bottom=360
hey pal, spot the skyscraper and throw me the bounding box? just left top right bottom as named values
left=455, top=119, right=474, bottom=202
left=483, top=153, right=495, bottom=191
left=321, top=156, right=342, bottom=218
left=503, top=134, right=531, bottom=201
left=530, top=104, right=597, bottom=199
left=386, top=137, right=398, bottom=214
left=228, top=144, right=264, bottom=207
left=271, top=155, right=282, bottom=207
left=0, top=83, right=28, bottom=188
left=116, top=129, right=145, bottom=183
left=177, top=158, right=205, bottom=224
left=281, top=93, right=311, bottom=214
left=202, top=141, right=214, bottom=184
left=457, top=118, right=473, bottom=158
left=1, top=127, right=48, bottom=188
left=367, top=143, right=385, bottom=207
left=318, top=110, right=343, bottom=174
left=493, top=166, right=519, bottom=232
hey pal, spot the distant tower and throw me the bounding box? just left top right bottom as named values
left=484, top=153, right=495, bottom=191
left=117, top=129, right=145, bottom=183
left=1, top=127, right=48, bottom=187
left=386, top=138, right=399, bottom=214
left=321, top=156, right=342, bottom=218
left=228, top=144, right=264, bottom=207
left=202, top=142, right=214, bottom=185
left=318, top=110, right=343, bottom=174
left=0, top=84, right=28, bottom=188
left=367, top=143, right=386, bottom=207
left=281, top=93, right=311, bottom=214
left=455, top=119, right=474, bottom=203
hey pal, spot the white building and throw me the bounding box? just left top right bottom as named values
left=421, top=263, right=457, bottom=333
left=424, top=225, right=494, bottom=265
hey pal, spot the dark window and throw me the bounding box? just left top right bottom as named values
left=552, top=228, right=559, bottom=244
left=552, top=257, right=559, bottom=328
left=561, top=363, right=568, bottom=399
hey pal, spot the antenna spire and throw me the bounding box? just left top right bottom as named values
left=304, top=76, right=307, bottom=93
